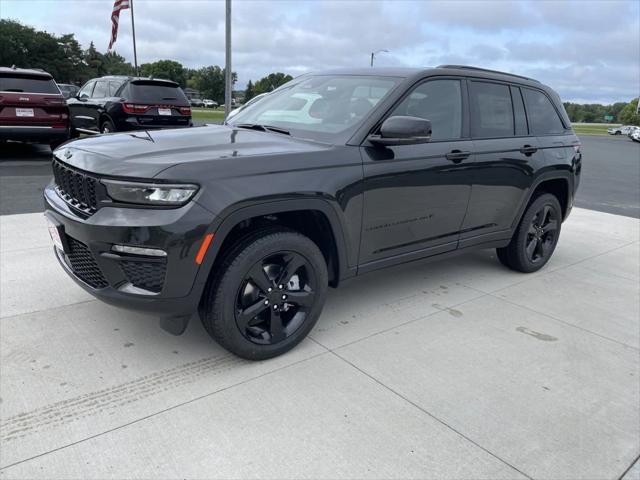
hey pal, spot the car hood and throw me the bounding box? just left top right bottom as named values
left=55, top=125, right=329, bottom=178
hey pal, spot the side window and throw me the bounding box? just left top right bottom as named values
left=522, top=88, right=565, bottom=135
left=78, top=82, right=94, bottom=99
left=469, top=81, right=514, bottom=138
left=390, top=79, right=462, bottom=141
left=91, top=81, right=108, bottom=98
left=108, top=81, right=124, bottom=96
left=511, top=86, right=528, bottom=136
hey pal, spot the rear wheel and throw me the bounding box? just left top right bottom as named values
left=200, top=229, right=328, bottom=360
left=496, top=193, right=562, bottom=273
left=100, top=119, right=116, bottom=134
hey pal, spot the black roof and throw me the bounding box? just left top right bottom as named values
left=310, top=65, right=544, bottom=88
left=94, top=75, right=178, bottom=85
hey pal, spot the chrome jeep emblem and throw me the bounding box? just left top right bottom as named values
left=19, top=97, right=30, bottom=101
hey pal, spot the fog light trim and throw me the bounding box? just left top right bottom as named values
left=112, top=245, right=167, bottom=257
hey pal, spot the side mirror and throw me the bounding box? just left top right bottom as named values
left=368, top=116, right=432, bottom=146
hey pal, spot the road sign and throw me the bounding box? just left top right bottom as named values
left=604, top=115, right=614, bottom=121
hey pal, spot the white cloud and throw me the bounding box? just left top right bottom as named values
left=1, top=0, right=638, bottom=103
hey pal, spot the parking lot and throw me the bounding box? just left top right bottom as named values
left=1, top=134, right=639, bottom=479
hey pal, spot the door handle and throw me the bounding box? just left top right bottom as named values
left=445, top=150, right=471, bottom=163
left=520, top=145, right=538, bottom=156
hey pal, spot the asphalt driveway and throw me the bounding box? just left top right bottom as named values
left=1, top=207, right=638, bottom=479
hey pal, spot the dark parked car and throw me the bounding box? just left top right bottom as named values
left=67, top=76, right=192, bottom=135
left=57, top=83, right=79, bottom=99
left=0, top=66, right=70, bottom=149
left=44, top=66, right=581, bottom=360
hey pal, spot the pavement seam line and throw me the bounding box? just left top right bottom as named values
left=487, top=292, right=640, bottom=351
left=618, top=454, right=640, bottom=480
left=461, top=239, right=640, bottom=297
left=309, top=290, right=489, bottom=351
left=328, top=349, right=534, bottom=480
left=0, top=298, right=97, bottom=320
left=0, top=350, right=330, bottom=471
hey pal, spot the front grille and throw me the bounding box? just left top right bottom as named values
left=52, top=158, right=99, bottom=214
left=120, top=260, right=166, bottom=293
left=66, top=237, right=108, bottom=289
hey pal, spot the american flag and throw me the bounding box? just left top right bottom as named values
left=108, top=0, right=130, bottom=50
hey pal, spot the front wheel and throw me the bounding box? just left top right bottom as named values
left=200, top=229, right=328, bottom=360
left=497, top=193, right=562, bottom=273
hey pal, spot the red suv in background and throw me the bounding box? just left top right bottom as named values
left=0, top=66, right=70, bottom=150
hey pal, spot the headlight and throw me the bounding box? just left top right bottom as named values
left=102, top=180, right=198, bottom=206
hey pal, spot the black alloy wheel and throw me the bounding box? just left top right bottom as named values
left=200, top=228, right=328, bottom=360
left=525, top=204, right=558, bottom=264
left=236, top=251, right=317, bottom=345
left=496, top=193, right=562, bottom=273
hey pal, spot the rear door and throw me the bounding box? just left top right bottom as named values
left=359, top=77, right=473, bottom=268
left=459, top=80, right=547, bottom=248
left=67, top=81, right=95, bottom=131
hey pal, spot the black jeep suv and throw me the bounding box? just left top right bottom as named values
left=45, top=66, right=581, bottom=360
left=66, top=76, right=192, bottom=135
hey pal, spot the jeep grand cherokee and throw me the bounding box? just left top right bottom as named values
left=44, top=66, right=582, bottom=360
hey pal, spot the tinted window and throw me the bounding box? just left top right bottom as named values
left=469, top=81, right=514, bottom=138
left=78, top=82, right=94, bottom=99
left=92, top=81, right=108, bottom=98
left=128, top=81, right=188, bottom=103
left=108, top=81, right=124, bottom=96
left=391, top=79, right=462, bottom=140
left=522, top=88, right=565, bottom=135
left=511, top=86, right=528, bottom=135
left=0, top=75, right=59, bottom=94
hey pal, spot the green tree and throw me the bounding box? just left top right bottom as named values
left=102, top=51, right=135, bottom=77
left=253, top=72, right=293, bottom=96
left=84, top=41, right=106, bottom=78
left=244, top=79, right=255, bottom=101
left=140, top=60, right=186, bottom=86
left=619, top=98, right=640, bottom=126
left=189, top=66, right=237, bottom=103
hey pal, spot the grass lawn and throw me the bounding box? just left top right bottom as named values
left=191, top=108, right=225, bottom=123
left=572, top=123, right=617, bottom=136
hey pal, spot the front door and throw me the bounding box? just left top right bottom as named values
left=67, top=81, right=95, bottom=131
left=359, top=78, right=473, bottom=268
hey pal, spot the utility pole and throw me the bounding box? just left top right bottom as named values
left=130, top=0, right=139, bottom=76
left=224, top=0, right=232, bottom=119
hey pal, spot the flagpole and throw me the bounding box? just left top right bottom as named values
left=224, top=0, right=232, bottom=119
left=130, top=0, right=139, bottom=76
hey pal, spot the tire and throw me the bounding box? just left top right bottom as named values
left=496, top=193, right=562, bottom=273
left=200, top=228, right=328, bottom=360
left=100, top=119, right=116, bottom=134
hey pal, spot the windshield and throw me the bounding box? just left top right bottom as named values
left=228, top=74, right=401, bottom=143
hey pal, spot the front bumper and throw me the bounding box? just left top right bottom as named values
left=44, top=182, right=216, bottom=317
left=0, top=125, right=69, bottom=143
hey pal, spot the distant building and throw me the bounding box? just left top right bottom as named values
left=183, top=88, right=202, bottom=101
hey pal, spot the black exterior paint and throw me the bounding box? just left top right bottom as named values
left=44, top=66, right=581, bottom=318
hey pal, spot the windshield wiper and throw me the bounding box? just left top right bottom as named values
left=235, top=123, right=290, bottom=135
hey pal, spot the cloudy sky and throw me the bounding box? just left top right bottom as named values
left=1, top=0, right=638, bottom=104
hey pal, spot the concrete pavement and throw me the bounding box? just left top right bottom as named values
left=0, top=207, right=638, bottom=479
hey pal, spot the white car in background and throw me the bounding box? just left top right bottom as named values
left=630, top=128, right=640, bottom=142
left=203, top=99, right=218, bottom=108
left=607, top=125, right=634, bottom=135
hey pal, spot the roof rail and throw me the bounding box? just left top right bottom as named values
left=436, top=65, right=539, bottom=83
